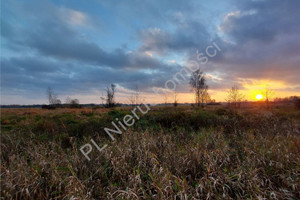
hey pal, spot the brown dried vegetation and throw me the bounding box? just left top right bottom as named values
left=1, top=106, right=300, bottom=199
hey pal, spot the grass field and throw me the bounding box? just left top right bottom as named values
left=1, top=105, right=300, bottom=199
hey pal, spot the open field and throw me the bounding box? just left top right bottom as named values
left=1, top=105, right=300, bottom=199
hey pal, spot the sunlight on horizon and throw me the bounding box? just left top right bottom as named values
left=255, top=94, right=263, bottom=100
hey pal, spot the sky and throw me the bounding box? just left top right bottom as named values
left=1, top=0, right=300, bottom=105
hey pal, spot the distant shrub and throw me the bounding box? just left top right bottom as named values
left=173, top=101, right=178, bottom=107
left=207, top=102, right=221, bottom=105
left=92, top=105, right=102, bottom=110
left=65, top=98, right=82, bottom=108
left=41, top=104, right=56, bottom=109
left=68, top=103, right=82, bottom=108
left=107, top=109, right=129, bottom=120
left=190, top=111, right=220, bottom=129
left=294, top=98, right=300, bottom=109
left=215, top=108, right=228, bottom=116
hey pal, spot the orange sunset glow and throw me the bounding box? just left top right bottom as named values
left=255, top=94, right=263, bottom=100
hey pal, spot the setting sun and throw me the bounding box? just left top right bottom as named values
left=256, top=94, right=263, bottom=100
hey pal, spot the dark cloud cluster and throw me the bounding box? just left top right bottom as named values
left=213, top=0, right=300, bottom=88
left=221, top=0, right=300, bottom=43
left=1, top=0, right=300, bottom=104
left=138, top=20, right=212, bottom=55
left=1, top=0, right=184, bottom=103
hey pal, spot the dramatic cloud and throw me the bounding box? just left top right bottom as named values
left=205, top=0, right=300, bottom=92
left=138, top=20, right=211, bottom=55
left=220, top=0, right=300, bottom=43
left=1, top=0, right=300, bottom=104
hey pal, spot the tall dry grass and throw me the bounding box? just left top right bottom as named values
left=1, top=106, right=299, bottom=199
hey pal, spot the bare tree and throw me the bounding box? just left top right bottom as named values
left=134, top=85, right=140, bottom=106
left=73, top=99, right=79, bottom=104
left=55, top=99, right=61, bottom=105
left=264, top=86, right=275, bottom=108
left=128, top=85, right=140, bottom=106
left=105, top=84, right=116, bottom=108
left=295, top=97, right=300, bottom=110
left=65, top=97, right=80, bottom=108
left=203, top=90, right=211, bottom=103
left=128, top=95, right=136, bottom=105
left=189, top=69, right=208, bottom=107
left=65, top=97, right=71, bottom=104
left=100, top=92, right=105, bottom=106
left=163, top=94, right=168, bottom=105
left=47, top=87, right=61, bottom=105
left=173, top=90, right=178, bottom=107
left=47, top=87, right=54, bottom=105
left=226, top=85, right=245, bottom=108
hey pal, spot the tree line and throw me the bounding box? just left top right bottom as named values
left=45, top=69, right=300, bottom=109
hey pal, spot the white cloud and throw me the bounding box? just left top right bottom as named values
left=61, top=8, right=90, bottom=27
